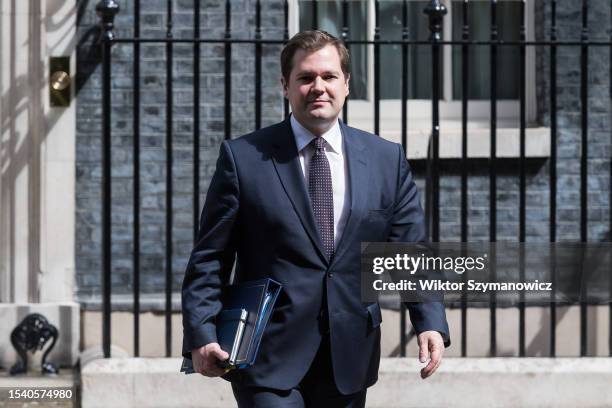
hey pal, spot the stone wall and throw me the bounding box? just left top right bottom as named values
left=76, top=0, right=285, bottom=298
left=75, top=0, right=611, bottom=300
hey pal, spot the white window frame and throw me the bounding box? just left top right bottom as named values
left=288, top=0, right=544, bottom=158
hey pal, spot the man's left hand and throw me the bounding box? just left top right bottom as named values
left=417, top=330, right=444, bottom=379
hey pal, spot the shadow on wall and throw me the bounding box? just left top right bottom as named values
left=0, top=0, right=91, bottom=302
left=75, top=0, right=102, bottom=93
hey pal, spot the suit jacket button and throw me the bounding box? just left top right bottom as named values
left=327, top=272, right=333, bottom=278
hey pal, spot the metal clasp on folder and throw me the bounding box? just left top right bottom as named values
left=229, top=309, right=249, bottom=365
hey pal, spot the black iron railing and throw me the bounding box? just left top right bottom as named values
left=94, top=0, right=612, bottom=360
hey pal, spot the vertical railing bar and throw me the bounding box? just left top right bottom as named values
left=423, top=0, right=434, bottom=343
left=489, top=0, right=498, bottom=357
left=423, top=0, right=432, bottom=252
left=460, top=0, right=469, bottom=358
left=342, top=0, right=349, bottom=124
left=255, top=0, right=262, bottom=130
left=102, top=40, right=112, bottom=359
left=425, top=1, right=445, bottom=244
left=165, top=0, right=173, bottom=358
left=401, top=0, right=408, bottom=154
left=400, top=303, right=407, bottom=357
left=432, top=32, right=440, bottom=242
left=312, top=0, right=318, bottom=30
left=133, top=0, right=141, bottom=358
left=608, top=0, right=612, bottom=358
left=518, top=0, right=526, bottom=358
left=549, top=0, right=558, bottom=358
left=580, top=0, right=589, bottom=358
left=283, top=0, right=289, bottom=119
left=225, top=0, right=232, bottom=139
left=193, top=0, right=200, bottom=244
left=374, top=0, right=380, bottom=136
left=96, top=0, right=118, bottom=360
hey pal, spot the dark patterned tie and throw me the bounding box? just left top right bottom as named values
left=308, top=137, right=334, bottom=261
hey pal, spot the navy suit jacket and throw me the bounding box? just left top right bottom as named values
left=181, top=116, right=450, bottom=394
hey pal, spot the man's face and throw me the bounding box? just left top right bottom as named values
left=281, top=44, right=350, bottom=130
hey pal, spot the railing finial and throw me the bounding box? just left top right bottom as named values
left=96, top=0, right=120, bottom=41
left=424, top=0, right=447, bottom=42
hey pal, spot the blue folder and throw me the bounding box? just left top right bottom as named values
left=181, top=278, right=282, bottom=373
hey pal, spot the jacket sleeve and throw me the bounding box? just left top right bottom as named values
left=181, top=141, right=240, bottom=358
left=388, top=143, right=451, bottom=348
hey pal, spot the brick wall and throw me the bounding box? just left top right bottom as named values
left=75, top=0, right=611, bottom=300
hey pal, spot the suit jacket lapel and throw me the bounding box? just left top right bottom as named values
left=270, top=118, right=329, bottom=266
left=331, top=121, right=369, bottom=268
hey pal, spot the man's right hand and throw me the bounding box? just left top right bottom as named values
left=191, top=343, right=230, bottom=377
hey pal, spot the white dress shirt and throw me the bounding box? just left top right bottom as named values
left=290, top=114, right=350, bottom=248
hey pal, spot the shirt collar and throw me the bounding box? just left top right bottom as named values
left=290, top=114, right=342, bottom=155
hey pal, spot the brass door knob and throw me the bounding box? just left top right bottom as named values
left=49, top=56, right=70, bottom=107
left=50, top=71, right=70, bottom=91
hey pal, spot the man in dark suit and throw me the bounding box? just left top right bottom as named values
left=182, top=30, right=450, bottom=407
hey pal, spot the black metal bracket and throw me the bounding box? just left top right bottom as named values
left=424, top=0, right=448, bottom=42
left=10, top=313, right=59, bottom=376
left=96, top=0, right=120, bottom=42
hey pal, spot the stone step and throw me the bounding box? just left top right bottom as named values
left=81, top=357, right=612, bottom=408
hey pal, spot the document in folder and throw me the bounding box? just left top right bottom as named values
left=181, top=278, right=282, bottom=374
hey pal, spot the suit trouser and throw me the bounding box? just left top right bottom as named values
left=231, top=334, right=367, bottom=408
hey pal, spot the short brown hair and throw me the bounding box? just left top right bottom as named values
left=280, top=30, right=350, bottom=81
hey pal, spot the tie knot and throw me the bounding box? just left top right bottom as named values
left=311, top=137, right=326, bottom=152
